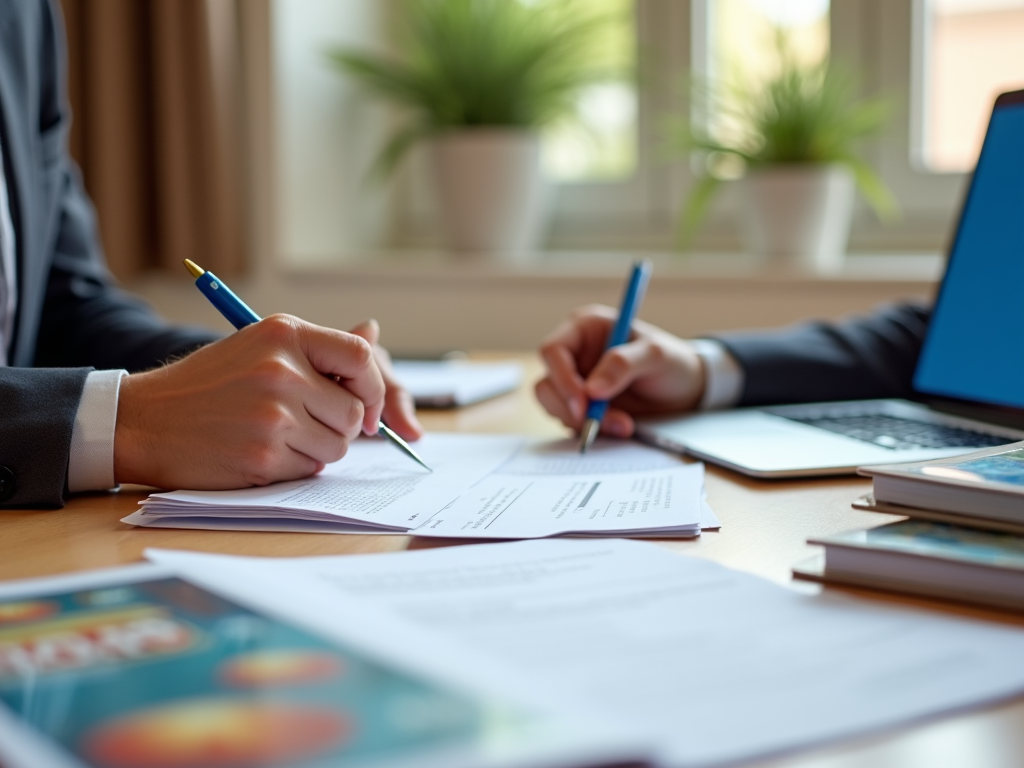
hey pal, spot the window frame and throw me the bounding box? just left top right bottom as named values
left=681, top=0, right=971, bottom=254
left=259, top=0, right=976, bottom=262
left=835, top=0, right=968, bottom=251
left=551, top=0, right=974, bottom=254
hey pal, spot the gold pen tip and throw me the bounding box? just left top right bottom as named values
left=183, top=259, right=205, bottom=279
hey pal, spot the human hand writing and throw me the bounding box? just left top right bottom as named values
left=535, top=304, right=706, bottom=438
left=348, top=318, right=423, bottom=442
left=113, top=314, right=394, bottom=489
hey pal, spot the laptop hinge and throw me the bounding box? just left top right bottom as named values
left=923, top=399, right=1024, bottom=431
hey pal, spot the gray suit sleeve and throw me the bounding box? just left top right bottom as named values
left=0, top=2, right=220, bottom=510
left=0, top=367, right=89, bottom=508
left=714, top=303, right=931, bottom=407
left=31, top=0, right=220, bottom=373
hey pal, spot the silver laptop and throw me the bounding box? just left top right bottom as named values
left=637, top=89, right=1024, bottom=478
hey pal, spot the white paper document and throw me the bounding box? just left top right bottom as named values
left=391, top=359, right=523, bottom=407
left=126, top=435, right=716, bottom=539
left=133, top=435, right=521, bottom=530
left=149, top=540, right=1024, bottom=768
left=416, top=467, right=702, bottom=538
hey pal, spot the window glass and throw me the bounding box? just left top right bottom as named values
left=542, top=0, right=637, bottom=183
left=704, top=0, right=830, bottom=155
left=918, top=0, right=1024, bottom=173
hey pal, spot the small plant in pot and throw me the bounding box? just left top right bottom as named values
left=674, top=36, right=896, bottom=273
left=328, top=0, right=620, bottom=261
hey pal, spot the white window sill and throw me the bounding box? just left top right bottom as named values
left=278, top=251, right=944, bottom=289
left=130, top=251, right=940, bottom=355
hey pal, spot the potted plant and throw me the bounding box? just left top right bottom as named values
left=328, top=0, right=618, bottom=260
left=675, top=38, right=896, bottom=273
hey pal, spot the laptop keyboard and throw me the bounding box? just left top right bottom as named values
left=780, top=412, right=1011, bottom=451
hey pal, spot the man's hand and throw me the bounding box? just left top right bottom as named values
left=536, top=304, right=707, bottom=438
left=114, top=314, right=420, bottom=490
left=348, top=318, right=423, bottom=442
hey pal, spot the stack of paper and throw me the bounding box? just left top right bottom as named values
left=125, top=435, right=719, bottom=539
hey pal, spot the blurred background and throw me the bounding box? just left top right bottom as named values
left=58, top=0, right=1024, bottom=355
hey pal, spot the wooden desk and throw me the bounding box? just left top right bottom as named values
left=3, top=354, right=1024, bottom=767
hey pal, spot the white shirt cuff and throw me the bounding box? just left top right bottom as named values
left=68, top=369, right=128, bottom=492
left=690, top=339, right=745, bottom=411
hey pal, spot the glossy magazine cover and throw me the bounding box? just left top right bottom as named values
left=0, top=574, right=515, bottom=768
left=916, top=447, right=1024, bottom=487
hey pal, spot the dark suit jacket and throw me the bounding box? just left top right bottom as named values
left=0, top=0, right=217, bottom=508
left=716, top=303, right=932, bottom=407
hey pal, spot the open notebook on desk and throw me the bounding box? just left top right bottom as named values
left=124, top=435, right=719, bottom=539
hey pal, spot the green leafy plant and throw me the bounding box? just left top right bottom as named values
left=674, top=36, right=897, bottom=248
left=327, top=0, right=622, bottom=179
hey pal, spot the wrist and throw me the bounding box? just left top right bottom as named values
left=113, top=373, right=153, bottom=486
left=689, top=338, right=744, bottom=410
left=681, top=345, right=707, bottom=411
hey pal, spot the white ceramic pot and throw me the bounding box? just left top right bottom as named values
left=430, top=129, right=549, bottom=261
left=739, top=164, right=855, bottom=274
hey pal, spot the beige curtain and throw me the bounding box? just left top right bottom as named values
left=60, top=0, right=245, bottom=279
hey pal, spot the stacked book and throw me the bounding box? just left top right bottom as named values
left=854, top=440, right=1024, bottom=533
left=795, top=441, right=1024, bottom=611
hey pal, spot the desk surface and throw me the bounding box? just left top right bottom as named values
left=3, top=354, right=1024, bottom=768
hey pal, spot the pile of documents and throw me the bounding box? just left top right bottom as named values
left=6, top=539, right=1023, bottom=768
left=126, top=435, right=719, bottom=539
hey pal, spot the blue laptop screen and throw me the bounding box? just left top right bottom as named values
left=913, top=102, right=1024, bottom=409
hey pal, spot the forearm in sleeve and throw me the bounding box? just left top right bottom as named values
left=29, top=0, right=220, bottom=373
left=0, top=367, right=90, bottom=508
left=712, top=303, right=931, bottom=407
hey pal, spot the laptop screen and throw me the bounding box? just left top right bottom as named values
left=913, top=94, right=1024, bottom=409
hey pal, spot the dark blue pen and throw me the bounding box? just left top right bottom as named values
left=183, top=259, right=431, bottom=471
left=579, top=259, right=653, bottom=454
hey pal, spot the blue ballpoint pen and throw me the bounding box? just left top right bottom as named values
left=183, top=258, right=431, bottom=472
left=579, top=259, right=653, bottom=454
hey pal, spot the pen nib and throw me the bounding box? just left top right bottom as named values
left=378, top=422, right=432, bottom=472
left=579, top=418, right=600, bottom=454
left=183, top=259, right=205, bottom=278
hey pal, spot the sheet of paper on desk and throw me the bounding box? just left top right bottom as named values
left=126, top=435, right=715, bottom=538
left=391, top=359, right=523, bottom=407
left=148, top=539, right=1024, bottom=768
left=414, top=470, right=698, bottom=538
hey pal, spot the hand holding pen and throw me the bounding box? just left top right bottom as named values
left=576, top=260, right=652, bottom=452
left=182, top=259, right=429, bottom=471
left=536, top=261, right=709, bottom=445
left=111, top=267, right=425, bottom=490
